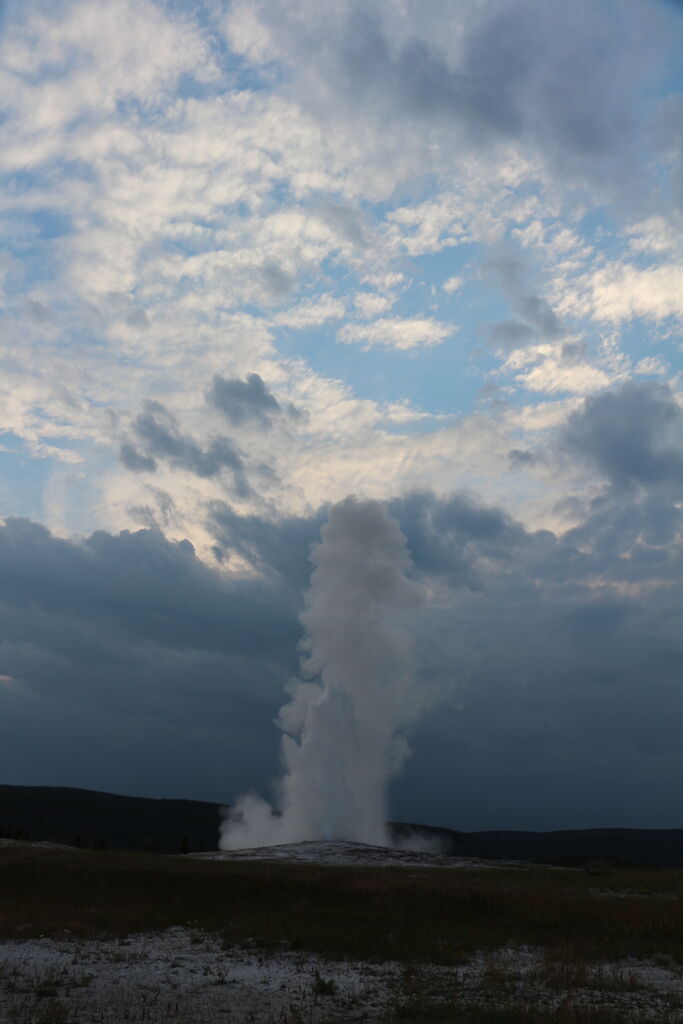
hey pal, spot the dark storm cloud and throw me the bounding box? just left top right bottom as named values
left=388, top=491, right=526, bottom=588
left=209, top=501, right=326, bottom=590
left=121, top=400, right=251, bottom=495
left=563, top=380, right=683, bottom=488
left=562, top=491, right=683, bottom=586
left=0, top=518, right=301, bottom=801
left=210, top=491, right=528, bottom=593
left=2, top=447, right=682, bottom=826
left=0, top=518, right=298, bottom=656
left=385, top=485, right=683, bottom=827
left=208, top=373, right=292, bottom=429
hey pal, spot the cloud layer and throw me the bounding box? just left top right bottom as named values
left=2, top=382, right=682, bottom=827
left=1, top=0, right=682, bottom=828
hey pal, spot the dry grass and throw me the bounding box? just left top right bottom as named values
left=389, top=1006, right=680, bottom=1023
left=0, top=845, right=681, bottom=970
left=389, top=950, right=682, bottom=1023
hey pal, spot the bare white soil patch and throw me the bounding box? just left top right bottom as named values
left=1, top=929, right=681, bottom=1023
left=0, top=927, right=395, bottom=1023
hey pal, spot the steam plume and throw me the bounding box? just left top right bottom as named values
left=220, top=497, right=422, bottom=849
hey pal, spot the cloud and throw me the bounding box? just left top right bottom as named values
left=209, top=501, right=326, bottom=591
left=482, top=249, right=625, bottom=396
left=385, top=183, right=527, bottom=256
left=353, top=292, right=396, bottom=318
left=508, top=350, right=613, bottom=396
left=563, top=380, right=683, bottom=488
left=225, top=0, right=676, bottom=197
left=119, top=442, right=157, bottom=474
left=271, top=297, right=347, bottom=329
left=0, top=0, right=215, bottom=171
left=0, top=517, right=297, bottom=655
left=2, top=0, right=679, bottom=548
left=208, top=373, right=290, bottom=430
left=570, top=262, right=683, bottom=323
left=0, top=516, right=301, bottom=799
left=1, top=0, right=682, bottom=828
left=625, top=215, right=683, bottom=258
left=338, top=317, right=453, bottom=351
left=123, top=400, right=251, bottom=495
left=257, top=263, right=295, bottom=300
left=2, top=469, right=682, bottom=826
left=508, top=448, right=537, bottom=468
left=316, top=202, right=369, bottom=248
left=442, top=275, right=463, bottom=294
left=487, top=251, right=564, bottom=341
left=635, top=357, right=668, bottom=377
left=485, top=320, right=535, bottom=352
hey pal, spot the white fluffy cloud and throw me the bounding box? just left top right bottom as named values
left=272, top=297, right=347, bottom=328
left=0, top=0, right=682, bottom=551
left=338, top=317, right=454, bottom=351
left=568, top=263, right=683, bottom=324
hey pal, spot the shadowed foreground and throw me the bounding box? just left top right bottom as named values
left=0, top=843, right=682, bottom=1021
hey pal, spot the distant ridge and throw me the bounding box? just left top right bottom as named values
left=0, top=785, right=221, bottom=853
left=390, top=822, right=683, bottom=868
left=1, top=785, right=682, bottom=865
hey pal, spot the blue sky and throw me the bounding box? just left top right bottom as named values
left=1, top=0, right=683, bottom=830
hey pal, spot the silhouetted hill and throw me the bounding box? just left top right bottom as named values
left=390, top=822, right=683, bottom=867
left=1, top=786, right=682, bottom=864
left=0, top=785, right=221, bottom=852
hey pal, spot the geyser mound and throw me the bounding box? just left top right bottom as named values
left=220, top=497, right=424, bottom=850
left=200, top=839, right=483, bottom=868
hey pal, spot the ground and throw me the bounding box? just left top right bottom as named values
left=193, top=838, right=513, bottom=868
left=0, top=839, right=681, bottom=1022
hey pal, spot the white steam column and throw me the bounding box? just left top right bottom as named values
left=221, top=496, right=422, bottom=850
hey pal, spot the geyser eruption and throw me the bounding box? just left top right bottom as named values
left=221, top=497, right=423, bottom=850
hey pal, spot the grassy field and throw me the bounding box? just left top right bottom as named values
left=0, top=844, right=681, bottom=1022
left=1, top=844, right=681, bottom=963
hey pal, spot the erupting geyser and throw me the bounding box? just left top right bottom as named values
left=220, top=496, right=423, bottom=850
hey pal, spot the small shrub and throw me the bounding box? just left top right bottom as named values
left=33, top=968, right=63, bottom=999
left=311, top=969, right=337, bottom=996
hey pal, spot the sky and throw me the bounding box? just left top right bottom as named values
left=1, top=0, right=683, bottom=832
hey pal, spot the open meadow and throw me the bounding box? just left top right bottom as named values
left=0, top=842, right=681, bottom=1023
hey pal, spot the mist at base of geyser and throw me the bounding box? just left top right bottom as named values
left=220, top=497, right=424, bottom=852
left=220, top=792, right=391, bottom=851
